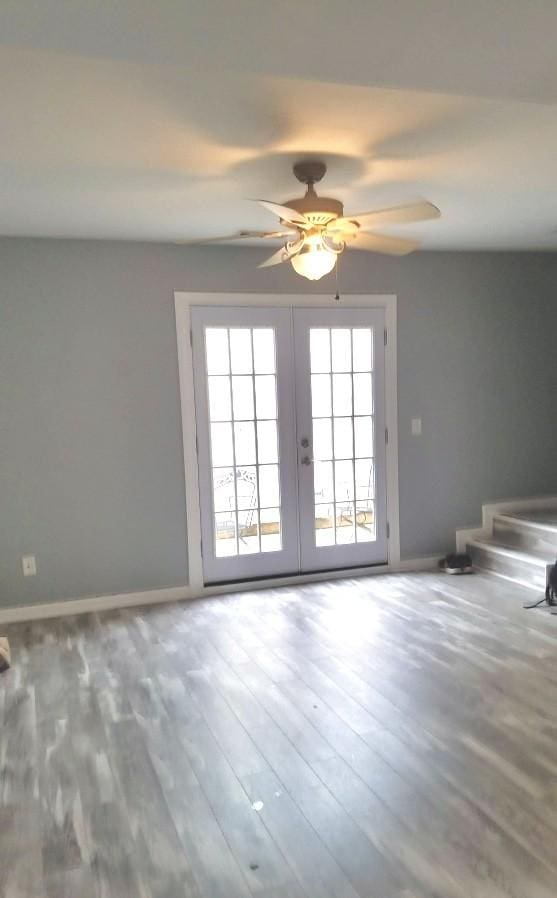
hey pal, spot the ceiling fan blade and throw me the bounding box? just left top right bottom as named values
left=257, top=247, right=291, bottom=268
left=177, top=229, right=295, bottom=245
left=254, top=199, right=309, bottom=227
left=334, top=201, right=441, bottom=231
left=350, top=231, right=420, bottom=255
left=258, top=236, right=305, bottom=268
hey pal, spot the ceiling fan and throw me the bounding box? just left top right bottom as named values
left=186, top=160, right=441, bottom=281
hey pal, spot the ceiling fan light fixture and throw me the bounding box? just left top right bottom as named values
left=189, top=160, right=440, bottom=273
left=290, top=242, right=337, bottom=280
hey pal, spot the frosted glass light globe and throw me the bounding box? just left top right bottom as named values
left=291, top=244, right=337, bottom=280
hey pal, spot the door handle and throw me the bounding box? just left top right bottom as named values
left=301, top=455, right=313, bottom=466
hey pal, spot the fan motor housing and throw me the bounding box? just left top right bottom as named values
left=283, top=194, right=344, bottom=226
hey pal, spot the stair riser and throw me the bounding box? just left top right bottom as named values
left=469, top=544, right=548, bottom=591
left=493, top=517, right=557, bottom=556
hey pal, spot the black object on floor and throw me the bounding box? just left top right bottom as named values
left=545, top=558, right=557, bottom=604
left=524, top=559, right=557, bottom=609
left=0, top=637, right=10, bottom=672
left=438, top=552, right=473, bottom=574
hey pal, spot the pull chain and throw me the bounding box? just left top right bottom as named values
left=334, top=254, right=341, bottom=302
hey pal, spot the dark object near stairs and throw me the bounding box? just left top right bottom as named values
left=439, top=553, right=473, bottom=574
left=0, top=637, right=10, bottom=673
left=545, top=559, right=557, bottom=604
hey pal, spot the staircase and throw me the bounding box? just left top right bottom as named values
left=468, top=508, right=557, bottom=591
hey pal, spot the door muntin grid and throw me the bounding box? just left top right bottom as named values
left=309, top=327, right=376, bottom=547
left=205, top=326, right=282, bottom=557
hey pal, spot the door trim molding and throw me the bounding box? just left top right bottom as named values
left=174, top=292, right=400, bottom=588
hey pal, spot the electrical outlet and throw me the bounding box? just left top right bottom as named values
left=22, top=555, right=37, bottom=577
left=411, top=417, right=422, bottom=436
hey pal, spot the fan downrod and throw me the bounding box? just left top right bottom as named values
left=293, top=160, right=327, bottom=187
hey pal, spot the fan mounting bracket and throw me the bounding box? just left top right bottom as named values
left=293, top=160, right=327, bottom=186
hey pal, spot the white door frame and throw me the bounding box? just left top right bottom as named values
left=175, top=292, right=400, bottom=591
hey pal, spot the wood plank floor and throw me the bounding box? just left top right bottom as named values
left=2, top=571, right=557, bottom=898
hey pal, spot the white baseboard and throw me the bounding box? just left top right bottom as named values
left=0, top=556, right=440, bottom=625
left=456, top=494, right=557, bottom=552
left=396, top=555, right=440, bottom=572
left=0, top=585, right=191, bottom=625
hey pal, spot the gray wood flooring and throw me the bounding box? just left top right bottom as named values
left=2, top=570, right=557, bottom=898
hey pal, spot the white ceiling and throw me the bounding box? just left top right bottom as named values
left=2, top=0, right=557, bottom=249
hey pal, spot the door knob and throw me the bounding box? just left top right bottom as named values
left=301, top=455, right=312, bottom=466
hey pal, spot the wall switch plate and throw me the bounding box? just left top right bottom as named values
left=22, top=555, right=37, bottom=576
left=411, top=417, right=422, bottom=436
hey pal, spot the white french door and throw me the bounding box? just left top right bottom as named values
left=191, top=306, right=299, bottom=582
left=191, top=304, right=387, bottom=584
left=294, top=307, right=388, bottom=572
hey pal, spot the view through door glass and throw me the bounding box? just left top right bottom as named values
left=310, top=326, right=376, bottom=547
left=205, top=325, right=281, bottom=557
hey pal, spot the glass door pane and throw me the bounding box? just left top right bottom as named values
left=206, top=327, right=282, bottom=559
left=309, top=326, right=376, bottom=548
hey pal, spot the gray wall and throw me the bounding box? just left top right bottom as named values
left=1, top=237, right=556, bottom=607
